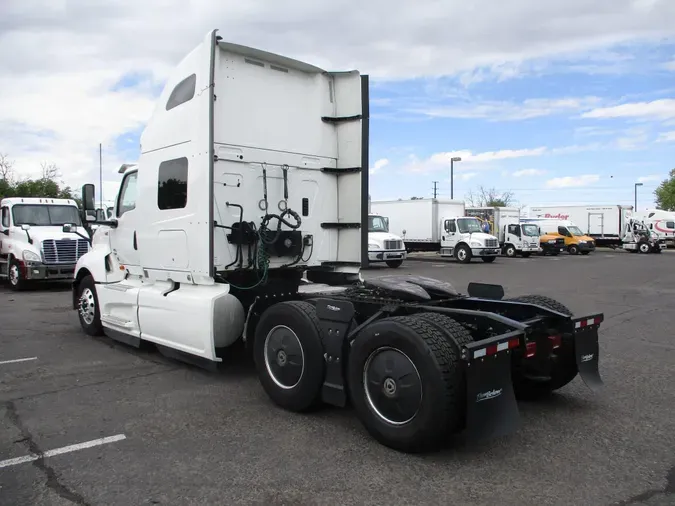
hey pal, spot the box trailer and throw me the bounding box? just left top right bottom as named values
left=68, top=30, right=605, bottom=454
left=528, top=205, right=632, bottom=246
left=369, top=199, right=501, bottom=263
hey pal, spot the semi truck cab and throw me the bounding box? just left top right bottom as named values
left=367, top=214, right=407, bottom=268
left=0, top=197, right=90, bottom=290
left=440, top=216, right=501, bottom=263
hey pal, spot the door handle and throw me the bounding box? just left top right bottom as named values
left=133, top=231, right=137, bottom=250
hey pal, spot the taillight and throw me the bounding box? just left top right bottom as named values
left=525, top=342, right=536, bottom=358
left=549, top=334, right=562, bottom=349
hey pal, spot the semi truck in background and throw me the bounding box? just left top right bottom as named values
left=369, top=198, right=501, bottom=263
left=465, top=206, right=541, bottom=258
left=634, top=209, right=675, bottom=247
left=366, top=213, right=407, bottom=268
left=0, top=197, right=90, bottom=290
left=528, top=204, right=632, bottom=247
left=68, top=30, right=606, bottom=454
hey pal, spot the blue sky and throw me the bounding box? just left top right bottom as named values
left=367, top=43, right=675, bottom=210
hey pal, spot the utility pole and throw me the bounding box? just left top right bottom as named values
left=432, top=181, right=439, bottom=198
left=450, top=156, right=461, bottom=199
left=634, top=182, right=643, bottom=210
left=99, top=143, right=103, bottom=209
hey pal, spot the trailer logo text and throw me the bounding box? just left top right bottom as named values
left=476, top=389, right=503, bottom=402
left=540, top=213, right=570, bottom=220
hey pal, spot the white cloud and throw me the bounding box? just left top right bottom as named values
left=656, top=131, right=675, bottom=142
left=662, top=60, right=675, bottom=71
left=513, top=168, right=546, bottom=177
left=411, top=97, right=601, bottom=121
left=370, top=158, right=390, bottom=175
left=545, top=174, right=600, bottom=188
left=404, top=147, right=547, bottom=173
left=581, top=99, right=675, bottom=120
left=637, top=174, right=662, bottom=183
left=458, top=172, right=479, bottom=181
left=1, top=0, right=675, bottom=192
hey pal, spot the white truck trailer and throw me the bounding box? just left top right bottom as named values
left=0, top=197, right=90, bottom=290
left=69, top=29, right=605, bottom=454
left=369, top=198, right=501, bottom=263
left=529, top=204, right=632, bottom=247
left=465, top=206, right=541, bottom=258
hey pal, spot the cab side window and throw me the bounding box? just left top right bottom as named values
left=445, top=220, right=456, bottom=233
left=558, top=226, right=569, bottom=236
left=117, top=172, right=138, bottom=218
left=666, top=221, right=675, bottom=229
left=1, top=207, right=9, bottom=228
left=508, top=224, right=519, bottom=235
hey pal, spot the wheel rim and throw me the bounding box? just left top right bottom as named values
left=79, top=288, right=96, bottom=325
left=457, top=248, right=467, bottom=261
left=507, top=247, right=515, bottom=257
left=640, top=243, right=649, bottom=253
left=8, top=265, right=19, bottom=286
left=363, top=346, right=422, bottom=425
left=263, top=325, right=305, bottom=390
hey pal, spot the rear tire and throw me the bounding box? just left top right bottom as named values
left=347, top=316, right=461, bottom=453
left=385, top=260, right=403, bottom=268
left=505, top=294, right=578, bottom=400
left=253, top=301, right=326, bottom=412
left=76, top=275, right=104, bottom=336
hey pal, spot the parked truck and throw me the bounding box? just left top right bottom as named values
left=465, top=206, right=541, bottom=258
left=0, top=197, right=90, bottom=290
left=369, top=198, right=501, bottom=263
left=521, top=217, right=596, bottom=255
left=634, top=209, right=675, bottom=247
left=529, top=204, right=632, bottom=247
left=69, top=30, right=605, bottom=454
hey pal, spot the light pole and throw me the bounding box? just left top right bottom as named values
left=450, top=156, right=461, bottom=199
left=634, top=182, right=643, bottom=210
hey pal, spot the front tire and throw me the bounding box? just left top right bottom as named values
left=568, top=245, right=579, bottom=255
left=638, top=242, right=650, bottom=254
left=521, top=252, right=531, bottom=258
left=503, top=244, right=516, bottom=257
left=253, top=301, right=326, bottom=412
left=347, top=316, right=461, bottom=453
left=505, top=295, right=578, bottom=400
left=77, top=275, right=104, bottom=336
left=482, top=256, right=496, bottom=263
left=7, top=259, right=26, bottom=291
left=455, top=244, right=472, bottom=264
left=385, top=260, right=403, bottom=268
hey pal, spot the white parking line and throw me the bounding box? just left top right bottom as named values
left=0, top=434, right=126, bottom=469
left=0, top=357, right=38, bottom=365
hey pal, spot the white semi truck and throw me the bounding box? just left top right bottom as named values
left=70, top=30, right=605, bottom=453
left=465, top=206, right=541, bottom=258
left=634, top=209, right=675, bottom=247
left=369, top=198, right=501, bottom=263
left=0, top=197, right=90, bottom=290
left=367, top=213, right=407, bottom=268
left=529, top=204, right=632, bottom=247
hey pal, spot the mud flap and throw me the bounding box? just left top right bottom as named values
left=572, top=315, right=604, bottom=392
left=463, top=335, right=521, bottom=441
left=314, top=298, right=356, bottom=407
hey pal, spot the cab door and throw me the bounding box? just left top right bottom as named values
left=441, top=218, right=459, bottom=253
left=109, top=170, right=141, bottom=276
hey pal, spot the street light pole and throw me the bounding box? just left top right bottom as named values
left=634, top=182, right=643, bottom=210
left=450, top=156, right=461, bottom=199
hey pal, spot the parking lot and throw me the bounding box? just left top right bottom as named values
left=1, top=249, right=674, bottom=506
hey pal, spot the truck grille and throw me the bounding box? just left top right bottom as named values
left=41, top=239, right=89, bottom=265
left=485, top=238, right=498, bottom=248
left=384, top=240, right=402, bottom=250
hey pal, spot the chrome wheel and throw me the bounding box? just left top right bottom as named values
left=505, top=246, right=515, bottom=257
left=79, top=288, right=96, bottom=325
left=8, top=264, right=19, bottom=286
left=363, top=346, right=422, bottom=425
left=456, top=248, right=467, bottom=261
left=264, top=325, right=305, bottom=389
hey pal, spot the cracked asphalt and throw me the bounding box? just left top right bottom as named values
left=1, top=249, right=674, bottom=505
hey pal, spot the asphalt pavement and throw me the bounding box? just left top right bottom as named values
left=1, top=249, right=674, bottom=506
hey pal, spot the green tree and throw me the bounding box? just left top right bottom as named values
left=654, top=169, right=675, bottom=211
left=0, top=156, right=76, bottom=203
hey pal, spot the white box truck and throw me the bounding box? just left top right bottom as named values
left=68, top=29, right=606, bottom=454
left=529, top=204, right=632, bottom=247
left=369, top=198, right=501, bottom=263
left=465, top=206, right=541, bottom=258
left=0, top=197, right=91, bottom=290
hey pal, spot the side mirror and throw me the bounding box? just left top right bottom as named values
left=21, top=224, right=31, bottom=231
left=1, top=229, right=8, bottom=236
left=62, top=224, right=74, bottom=233
left=81, top=183, right=96, bottom=212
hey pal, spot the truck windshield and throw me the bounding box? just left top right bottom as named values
left=522, top=224, right=540, bottom=236
left=568, top=226, right=584, bottom=236
left=12, top=205, right=81, bottom=226
left=457, top=218, right=482, bottom=234
left=368, top=216, right=388, bottom=232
